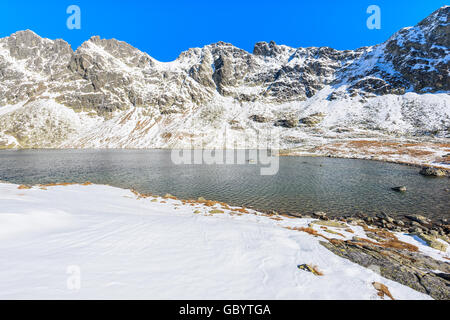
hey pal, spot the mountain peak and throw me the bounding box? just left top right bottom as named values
left=253, top=41, right=282, bottom=56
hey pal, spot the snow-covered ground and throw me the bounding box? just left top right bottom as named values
left=0, top=182, right=445, bottom=299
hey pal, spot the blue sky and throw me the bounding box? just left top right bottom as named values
left=0, top=0, right=447, bottom=61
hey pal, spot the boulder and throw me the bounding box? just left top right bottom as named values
left=413, top=233, right=448, bottom=252
left=391, top=186, right=407, bottom=192
left=406, top=214, right=431, bottom=225
left=299, top=112, right=326, bottom=127
left=419, top=167, right=447, bottom=177
left=274, top=119, right=299, bottom=128
left=313, top=211, right=327, bottom=218
left=249, top=114, right=270, bottom=123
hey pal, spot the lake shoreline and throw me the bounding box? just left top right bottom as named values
left=2, top=144, right=450, bottom=170
left=7, top=175, right=448, bottom=226
left=12, top=180, right=450, bottom=244
left=2, top=181, right=448, bottom=299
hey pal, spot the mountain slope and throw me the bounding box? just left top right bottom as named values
left=0, top=6, right=448, bottom=166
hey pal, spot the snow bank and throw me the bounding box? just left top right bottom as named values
left=0, top=182, right=436, bottom=299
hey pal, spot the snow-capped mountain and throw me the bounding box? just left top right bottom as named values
left=0, top=6, right=448, bottom=158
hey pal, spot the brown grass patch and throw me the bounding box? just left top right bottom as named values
left=161, top=132, right=172, bottom=140
left=270, top=216, right=283, bottom=221
left=372, top=282, right=395, bottom=300
left=285, top=226, right=332, bottom=241
left=119, top=111, right=133, bottom=124
left=361, top=225, right=397, bottom=241
left=346, top=140, right=398, bottom=148
left=324, top=229, right=345, bottom=237
left=17, top=185, right=31, bottom=189
left=311, top=265, right=324, bottom=276
left=209, top=209, right=224, bottom=214
left=39, top=182, right=80, bottom=187
left=359, top=224, right=418, bottom=251
left=131, top=189, right=153, bottom=198
left=280, top=214, right=298, bottom=219
left=382, top=240, right=418, bottom=252
left=316, top=140, right=450, bottom=165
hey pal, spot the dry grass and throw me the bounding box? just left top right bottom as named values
left=324, top=229, right=345, bottom=237
left=119, top=111, right=133, bottom=124
left=131, top=189, right=154, bottom=199
left=163, top=193, right=177, bottom=200
left=372, top=282, right=395, bottom=300
left=311, top=265, right=324, bottom=276
left=40, top=182, right=76, bottom=187
left=270, top=216, right=283, bottom=221
left=285, top=226, right=332, bottom=242
left=346, top=140, right=398, bottom=148
left=18, top=182, right=93, bottom=190
left=209, top=209, right=224, bottom=214
left=297, top=264, right=324, bottom=276
left=357, top=225, right=418, bottom=252
left=315, top=139, right=450, bottom=167
left=382, top=240, right=418, bottom=252
left=133, top=119, right=152, bottom=131
left=40, top=182, right=92, bottom=187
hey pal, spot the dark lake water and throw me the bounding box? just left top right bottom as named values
left=0, top=149, right=448, bottom=220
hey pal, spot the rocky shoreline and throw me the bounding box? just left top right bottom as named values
left=279, top=147, right=450, bottom=172
left=161, top=192, right=450, bottom=300
left=312, top=212, right=450, bottom=300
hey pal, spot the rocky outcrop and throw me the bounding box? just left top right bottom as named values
left=300, top=112, right=326, bottom=127
left=321, top=239, right=450, bottom=300
left=419, top=167, right=447, bottom=177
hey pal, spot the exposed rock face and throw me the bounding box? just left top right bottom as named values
left=320, top=239, right=450, bottom=300
left=0, top=7, right=449, bottom=149
left=383, top=7, right=449, bottom=93
left=274, top=118, right=299, bottom=128
left=249, top=114, right=271, bottom=123
left=413, top=232, right=448, bottom=251
left=336, top=6, right=449, bottom=98
left=300, top=112, right=326, bottom=127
